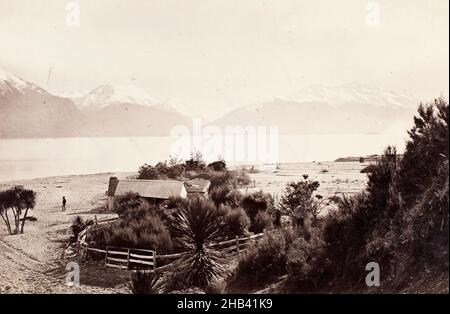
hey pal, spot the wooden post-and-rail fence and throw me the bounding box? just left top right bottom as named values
left=80, top=227, right=281, bottom=272
left=83, top=246, right=157, bottom=271
left=105, top=247, right=156, bottom=271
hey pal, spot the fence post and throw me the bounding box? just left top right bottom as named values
left=153, top=251, right=157, bottom=273
left=236, top=235, right=240, bottom=252
left=105, top=247, right=108, bottom=268
left=84, top=244, right=89, bottom=261
left=127, top=248, right=130, bottom=270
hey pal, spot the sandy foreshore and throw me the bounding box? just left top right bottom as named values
left=0, top=162, right=368, bottom=293
left=0, top=172, right=126, bottom=293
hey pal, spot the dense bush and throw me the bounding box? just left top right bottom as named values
left=280, top=179, right=320, bottom=215
left=88, top=205, right=174, bottom=255
left=398, top=98, right=449, bottom=207
left=184, top=151, right=207, bottom=171
left=207, top=160, right=227, bottom=172
left=398, top=160, right=449, bottom=272
left=209, top=185, right=242, bottom=208
left=286, top=231, right=328, bottom=289
left=138, top=158, right=185, bottom=180
left=228, top=98, right=448, bottom=293
left=250, top=211, right=273, bottom=234
left=234, top=233, right=289, bottom=287
left=314, top=99, right=449, bottom=291
left=113, top=192, right=143, bottom=217
left=221, top=206, right=251, bottom=237
left=208, top=170, right=251, bottom=190
left=241, top=191, right=274, bottom=221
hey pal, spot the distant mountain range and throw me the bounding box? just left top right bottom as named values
left=0, top=69, right=190, bottom=138
left=1, top=68, right=420, bottom=138
left=211, top=82, right=418, bottom=134
left=0, top=68, right=81, bottom=138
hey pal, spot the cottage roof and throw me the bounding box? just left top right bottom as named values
left=113, top=179, right=186, bottom=199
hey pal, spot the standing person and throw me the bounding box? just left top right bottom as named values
left=62, top=196, right=67, bottom=212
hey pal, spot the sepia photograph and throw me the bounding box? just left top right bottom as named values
left=0, top=0, right=448, bottom=300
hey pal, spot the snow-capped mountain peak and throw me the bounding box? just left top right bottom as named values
left=79, top=84, right=161, bottom=110
left=0, top=68, right=42, bottom=96
left=288, top=81, right=417, bottom=109
left=58, top=90, right=88, bottom=100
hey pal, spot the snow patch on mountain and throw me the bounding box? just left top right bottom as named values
left=79, top=84, right=159, bottom=109
left=58, top=90, right=88, bottom=100
left=288, top=81, right=417, bottom=108
left=0, top=68, right=43, bottom=96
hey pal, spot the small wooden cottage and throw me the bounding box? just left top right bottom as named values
left=107, top=177, right=187, bottom=210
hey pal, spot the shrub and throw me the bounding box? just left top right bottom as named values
left=208, top=171, right=234, bottom=189
left=360, top=165, right=377, bottom=174
left=321, top=193, right=374, bottom=285
left=137, top=163, right=160, bottom=179
left=399, top=160, right=449, bottom=271
left=70, top=216, right=93, bottom=243
left=209, top=185, right=242, bottom=208
left=113, top=192, right=143, bottom=217
left=398, top=98, right=449, bottom=207
left=137, top=158, right=185, bottom=180
left=250, top=211, right=273, bottom=234
left=184, top=151, right=206, bottom=171
left=241, top=191, right=274, bottom=222
left=208, top=170, right=251, bottom=190
left=286, top=228, right=328, bottom=289
left=365, top=146, right=399, bottom=216
left=171, top=197, right=224, bottom=288
left=280, top=179, right=320, bottom=216
left=129, top=271, right=163, bottom=294
left=208, top=160, right=227, bottom=172
left=273, top=208, right=282, bottom=227
left=221, top=207, right=251, bottom=237
left=88, top=209, right=174, bottom=255
left=234, top=233, right=288, bottom=287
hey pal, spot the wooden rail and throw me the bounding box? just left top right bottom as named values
left=105, top=246, right=156, bottom=271
left=80, top=227, right=285, bottom=272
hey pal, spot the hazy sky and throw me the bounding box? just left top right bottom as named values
left=0, top=0, right=448, bottom=119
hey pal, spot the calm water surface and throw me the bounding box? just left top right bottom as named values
left=0, top=134, right=407, bottom=182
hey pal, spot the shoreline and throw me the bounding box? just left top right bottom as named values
left=0, top=160, right=369, bottom=184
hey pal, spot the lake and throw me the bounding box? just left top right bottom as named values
left=0, top=134, right=408, bottom=182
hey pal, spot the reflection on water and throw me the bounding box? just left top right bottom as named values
left=0, top=134, right=407, bottom=182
